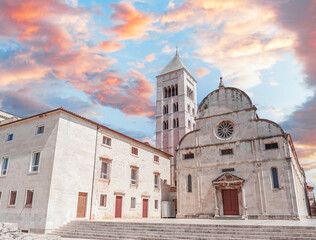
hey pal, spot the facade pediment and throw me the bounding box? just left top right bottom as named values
left=212, top=173, right=244, bottom=186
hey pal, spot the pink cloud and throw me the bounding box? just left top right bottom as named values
left=110, top=2, right=153, bottom=40
left=195, top=67, right=210, bottom=78
left=100, top=40, right=124, bottom=52
left=145, top=53, right=156, bottom=62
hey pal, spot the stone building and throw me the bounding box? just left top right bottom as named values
left=176, top=80, right=310, bottom=219
left=0, top=108, right=171, bottom=233
left=155, top=50, right=197, bottom=187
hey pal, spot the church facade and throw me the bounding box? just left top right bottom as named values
left=175, top=81, right=309, bottom=219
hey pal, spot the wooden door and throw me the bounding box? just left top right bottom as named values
left=115, top=196, right=122, bottom=218
left=76, top=192, right=87, bottom=218
left=222, top=189, right=239, bottom=215
left=142, top=199, right=148, bottom=218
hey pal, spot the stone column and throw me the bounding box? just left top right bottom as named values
left=241, top=185, right=248, bottom=219
left=214, top=187, right=219, bottom=217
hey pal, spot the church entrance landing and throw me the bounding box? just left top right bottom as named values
left=212, top=173, right=247, bottom=218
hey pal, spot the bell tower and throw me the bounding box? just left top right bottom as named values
left=156, top=51, right=197, bottom=186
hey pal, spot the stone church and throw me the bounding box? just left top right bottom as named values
left=156, top=52, right=310, bottom=220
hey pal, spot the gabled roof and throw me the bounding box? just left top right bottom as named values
left=157, top=52, right=191, bottom=76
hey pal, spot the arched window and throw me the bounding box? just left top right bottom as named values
left=188, top=175, right=192, bottom=192
left=164, top=88, right=167, bottom=98
left=173, top=119, right=176, bottom=128
left=168, top=87, right=171, bottom=97
left=271, top=167, right=279, bottom=188
left=166, top=120, right=168, bottom=129
left=177, top=118, right=179, bottom=127
left=176, top=103, right=178, bottom=112
left=172, top=85, right=175, bottom=96
left=175, top=84, right=178, bottom=96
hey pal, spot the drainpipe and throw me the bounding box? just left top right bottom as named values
left=90, top=125, right=99, bottom=220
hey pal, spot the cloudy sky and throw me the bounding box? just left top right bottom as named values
left=0, top=0, right=315, bottom=186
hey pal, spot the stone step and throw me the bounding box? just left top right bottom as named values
left=55, top=226, right=316, bottom=237
left=53, top=221, right=316, bottom=240
left=58, top=224, right=316, bottom=234
left=55, top=228, right=316, bottom=239
left=67, top=221, right=316, bottom=230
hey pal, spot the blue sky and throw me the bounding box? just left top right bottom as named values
left=0, top=0, right=316, bottom=186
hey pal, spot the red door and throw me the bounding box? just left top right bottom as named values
left=115, top=196, right=122, bottom=218
left=76, top=192, right=87, bottom=218
left=142, top=199, right=148, bottom=218
left=222, top=189, right=239, bottom=215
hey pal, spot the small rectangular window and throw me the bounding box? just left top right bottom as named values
left=1, top=157, right=9, bottom=175
left=102, top=136, right=112, bottom=146
left=100, top=194, right=107, bottom=207
left=131, top=147, right=138, bottom=156
left=222, top=168, right=235, bottom=172
left=154, top=174, right=159, bottom=189
left=265, top=143, right=278, bottom=150
left=6, top=134, right=13, bottom=142
left=9, top=191, right=17, bottom=206
left=36, top=125, right=45, bottom=135
left=184, top=153, right=194, bottom=160
left=25, top=190, right=33, bottom=207
left=154, top=155, right=159, bottom=163
left=31, top=152, right=40, bottom=172
left=221, top=149, right=233, bottom=155
left=131, top=168, right=138, bottom=185
left=0, top=191, right=2, bottom=201
left=100, top=161, right=110, bottom=180
left=155, top=200, right=158, bottom=209
left=131, top=197, right=136, bottom=208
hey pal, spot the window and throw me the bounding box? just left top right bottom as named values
left=187, top=104, right=190, bottom=113
left=6, top=134, right=13, bottom=142
left=271, top=167, right=279, bottom=188
left=36, top=125, right=45, bottom=135
left=173, top=118, right=179, bottom=128
left=173, top=102, right=178, bottom=112
left=221, top=149, right=233, bottom=155
left=100, top=160, right=110, bottom=180
left=131, top=168, right=138, bottom=185
left=131, top=197, right=136, bottom=208
left=188, top=120, right=191, bottom=129
left=131, top=147, right=138, bottom=156
left=102, top=136, right=112, bottom=146
left=184, top=152, right=194, bottom=160
left=154, top=174, right=160, bottom=189
left=100, top=194, right=107, bottom=207
left=154, top=155, right=159, bottom=163
left=30, top=152, right=40, bottom=172
left=155, top=200, right=158, bottom=209
left=192, top=108, right=195, bottom=116
left=172, top=85, right=175, bottom=96
left=222, top=168, right=235, bottom=172
left=188, top=175, right=192, bottom=193
left=175, top=84, right=178, bottom=96
left=0, top=191, right=2, bottom=201
left=163, top=120, right=169, bottom=130
left=1, top=157, right=9, bottom=175
left=163, top=105, right=168, bottom=114
left=164, top=88, right=167, bottom=98
left=168, top=87, right=171, bottom=97
left=9, top=191, right=17, bottom=206
left=193, top=123, right=195, bottom=129
left=265, top=142, right=278, bottom=150
left=25, top=190, right=33, bottom=207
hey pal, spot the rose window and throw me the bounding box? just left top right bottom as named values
left=216, top=121, right=234, bottom=139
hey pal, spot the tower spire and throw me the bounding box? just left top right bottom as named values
left=219, top=76, right=225, bottom=88
left=176, top=46, right=178, bottom=56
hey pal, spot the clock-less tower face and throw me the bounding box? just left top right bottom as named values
left=215, top=120, right=234, bottom=140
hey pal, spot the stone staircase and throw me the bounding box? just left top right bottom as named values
left=53, top=220, right=316, bottom=240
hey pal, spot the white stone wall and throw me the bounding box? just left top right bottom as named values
left=0, top=113, right=60, bottom=233
left=45, top=112, right=97, bottom=232
left=91, top=128, right=170, bottom=219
